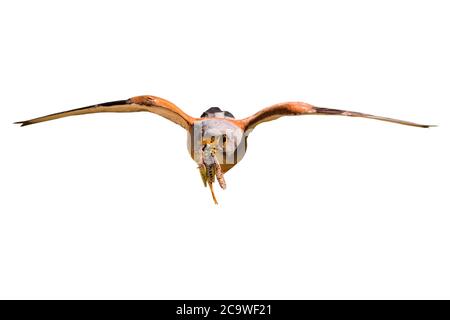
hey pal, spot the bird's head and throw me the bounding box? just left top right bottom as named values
left=200, top=107, right=235, bottom=119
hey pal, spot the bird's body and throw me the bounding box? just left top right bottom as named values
left=189, top=115, right=247, bottom=203
left=15, top=95, right=433, bottom=204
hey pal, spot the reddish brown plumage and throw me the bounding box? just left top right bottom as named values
left=15, top=95, right=433, bottom=204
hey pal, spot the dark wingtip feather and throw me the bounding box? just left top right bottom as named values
left=410, top=123, right=436, bottom=128
left=14, top=121, right=30, bottom=127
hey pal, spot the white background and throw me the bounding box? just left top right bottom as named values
left=0, top=0, right=449, bottom=299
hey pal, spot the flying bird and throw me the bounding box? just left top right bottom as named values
left=15, top=95, right=433, bottom=204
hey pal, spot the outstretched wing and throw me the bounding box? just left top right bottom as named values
left=14, top=95, right=195, bottom=130
left=239, top=102, right=434, bottom=132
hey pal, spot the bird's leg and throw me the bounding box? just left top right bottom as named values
left=205, top=158, right=218, bottom=205
left=197, top=154, right=207, bottom=188
left=200, top=144, right=223, bottom=205
left=214, top=154, right=226, bottom=190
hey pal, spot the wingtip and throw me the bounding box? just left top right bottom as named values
left=419, top=124, right=437, bottom=128
left=14, top=121, right=31, bottom=127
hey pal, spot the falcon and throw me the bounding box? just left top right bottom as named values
left=15, top=95, right=433, bottom=204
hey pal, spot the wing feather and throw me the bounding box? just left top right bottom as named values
left=239, top=102, right=434, bottom=131
left=14, top=95, right=195, bottom=130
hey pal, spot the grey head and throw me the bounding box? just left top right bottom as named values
left=200, top=107, right=235, bottom=119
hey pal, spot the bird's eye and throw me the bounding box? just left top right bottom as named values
left=222, top=134, right=227, bottom=143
